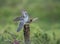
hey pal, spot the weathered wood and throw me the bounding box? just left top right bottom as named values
left=23, top=24, right=31, bottom=44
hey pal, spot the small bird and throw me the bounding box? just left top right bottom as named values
left=14, top=10, right=29, bottom=32
left=14, top=10, right=38, bottom=32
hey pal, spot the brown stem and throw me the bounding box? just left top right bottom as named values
left=23, top=24, right=31, bottom=44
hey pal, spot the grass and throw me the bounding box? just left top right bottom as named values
left=0, top=0, right=60, bottom=44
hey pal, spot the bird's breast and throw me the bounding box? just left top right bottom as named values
left=24, top=17, right=29, bottom=23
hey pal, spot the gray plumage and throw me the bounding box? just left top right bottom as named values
left=17, top=21, right=24, bottom=32
left=16, top=10, right=29, bottom=32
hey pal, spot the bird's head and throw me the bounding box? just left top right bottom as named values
left=21, top=10, right=28, bottom=17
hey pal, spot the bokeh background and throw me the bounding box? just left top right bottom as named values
left=0, top=0, right=60, bottom=44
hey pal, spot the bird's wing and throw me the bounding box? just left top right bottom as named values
left=17, top=22, right=24, bottom=32
left=14, top=16, right=23, bottom=21
left=14, top=17, right=21, bottom=21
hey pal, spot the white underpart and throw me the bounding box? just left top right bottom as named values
left=24, top=15, right=29, bottom=24
left=22, top=11, right=29, bottom=24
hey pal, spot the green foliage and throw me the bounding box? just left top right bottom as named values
left=0, top=0, right=60, bottom=44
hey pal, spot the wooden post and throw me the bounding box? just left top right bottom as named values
left=23, top=24, right=31, bottom=44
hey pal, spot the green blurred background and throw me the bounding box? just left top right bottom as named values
left=0, top=0, right=60, bottom=44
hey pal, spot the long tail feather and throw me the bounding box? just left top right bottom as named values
left=17, top=22, right=24, bottom=32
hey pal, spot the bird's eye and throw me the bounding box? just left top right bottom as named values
left=25, top=13, right=28, bottom=15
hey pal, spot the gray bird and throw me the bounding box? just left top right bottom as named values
left=14, top=10, right=29, bottom=32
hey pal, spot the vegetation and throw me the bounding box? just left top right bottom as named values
left=0, top=0, right=60, bottom=44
